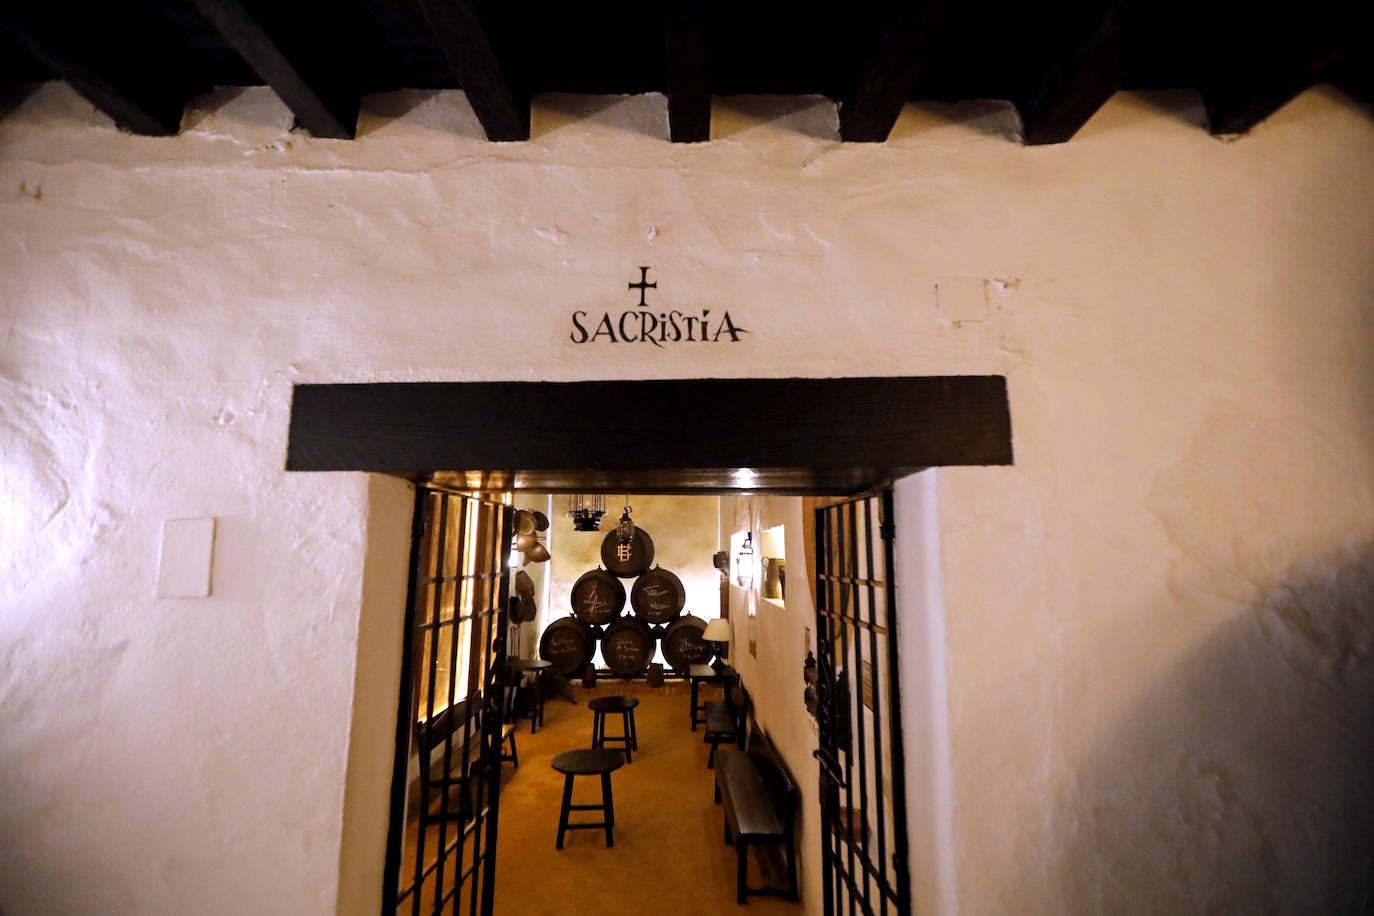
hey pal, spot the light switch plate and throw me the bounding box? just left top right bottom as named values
left=157, top=517, right=216, bottom=598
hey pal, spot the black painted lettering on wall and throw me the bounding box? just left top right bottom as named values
left=570, top=266, right=749, bottom=346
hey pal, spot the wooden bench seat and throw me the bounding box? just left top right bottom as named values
left=713, top=725, right=798, bottom=904
left=703, top=682, right=749, bottom=769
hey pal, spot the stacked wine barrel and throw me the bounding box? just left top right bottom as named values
left=537, top=525, right=714, bottom=677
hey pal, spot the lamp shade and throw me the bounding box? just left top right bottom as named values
left=702, top=618, right=733, bottom=643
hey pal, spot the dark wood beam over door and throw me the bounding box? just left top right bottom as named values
left=191, top=0, right=361, bottom=139
left=415, top=0, right=529, bottom=142
left=664, top=0, right=711, bottom=142
left=1017, top=3, right=1133, bottom=146
left=286, top=376, right=1014, bottom=494
left=2, top=7, right=190, bottom=135
left=839, top=1, right=950, bottom=143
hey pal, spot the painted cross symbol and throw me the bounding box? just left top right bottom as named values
left=628, top=266, right=657, bottom=307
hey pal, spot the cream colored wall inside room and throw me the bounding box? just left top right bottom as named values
left=3, top=83, right=1374, bottom=914
left=722, top=494, right=825, bottom=913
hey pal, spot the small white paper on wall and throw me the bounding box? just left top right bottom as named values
left=157, top=517, right=216, bottom=598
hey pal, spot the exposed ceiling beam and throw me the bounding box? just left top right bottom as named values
left=2, top=9, right=188, bottom=135
left=0, top=84, right=37, bottom=124
left=415, top=0, right=529, bottom=142
left=190, top=0, right=360, bottom=139
left=664, top=0, right=710, bottom=142
left=1203, top=70, right=1309, bottom=136
left=1017, top=3, right=1133, bottom=146
left=1329, top=43, right=1374, bottom=113
left=1197, top=3, right=1359, bottom=138
left=840, top=2, right=951, bottom=142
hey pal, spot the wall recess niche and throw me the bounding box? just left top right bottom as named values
left=760, top=524, right=786, bottom=606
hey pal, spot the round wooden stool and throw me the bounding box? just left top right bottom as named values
left=550, top=749, right=625, bottom=849
left=588, top=695, right=640, bottom=762
left=508, top=658, right=552, bottom=733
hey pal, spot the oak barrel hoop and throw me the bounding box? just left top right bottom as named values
left=600, top=527, right=655, bottom=578
left=570, top=568, right=626, bottom=625
left=600, top=617, right=655, bottom=677
left=539, top=617, right=596, bottom=677
left=661, top=614, right=712, bottom=672
left=630, top=566, right=686, bottom=625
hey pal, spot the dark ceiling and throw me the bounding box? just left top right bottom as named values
left=1, top=1, right=1369, bottom=146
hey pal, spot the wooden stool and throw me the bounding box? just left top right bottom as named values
left=508, top=658, right=552, bottom=733
left=550, top=749, right=625, bottom=849
left=589, top=695, right=640, bottom=763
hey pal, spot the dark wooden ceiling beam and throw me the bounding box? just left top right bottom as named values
left=1329, top=43, right=1374, bottom=113
left=415, top=0, right=529, bottom=142
left=2, top=9, right=188, bottom=135
left=190, top=0, right=360, bottom=139
left=1203, top=70, right=1311, bottom=136
left=840, top=1, right=951, bottom=142
left=1203, top=49, right=1358, bottom=137
left=1199, top=10, right=1358, bottom=137
left=664, top=0, right=710, bottom=142
left=1017, top=3, right=1133, bottom=146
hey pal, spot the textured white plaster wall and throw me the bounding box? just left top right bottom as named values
left=894, top=470, right=957, bottom=916
left=3, top=81, right=1374, bottom=914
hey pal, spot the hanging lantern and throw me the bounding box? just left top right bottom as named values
left=569, top=493, right=606, bottom=531
left=616, top=503, right=636, bottom=545
left=736, top=532, right=755, bottom=588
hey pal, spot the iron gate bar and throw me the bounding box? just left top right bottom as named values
left=841, top=500, right=860, bottom=916
left=815, top=490, right=911, bottom=916
left=384, top=486, right=432, bottom=912
left=436, top=493, right=469, bottom=912
left=414, top=492, right=453, bottom=914
left=862, top=496, right=889, bottom=911
left=853, top=499, right=873, bottom=916
left=882, top=489, right=912, bottom=914
left=387, top=490, right=511, bottom=916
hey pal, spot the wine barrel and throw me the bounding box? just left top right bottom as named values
left=600, top=527, right=655, bottom=578
left=601, top=617, right=655, bottom=677
left=662, top=614, right=713, bottom=672
left=539, top=617, right=596, bottom=677
left=630, top=566, right=686, bottom=625
left=569, top=568, right=626, bottom=625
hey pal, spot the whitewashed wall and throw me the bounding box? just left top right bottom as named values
left=3, top=82, right=1373, bottom=914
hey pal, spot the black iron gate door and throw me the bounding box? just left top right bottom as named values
left=814, top=489, right=911, bottom=916
left=385, top=489, right=514, bottom=916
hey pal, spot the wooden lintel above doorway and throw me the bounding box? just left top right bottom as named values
left=286, top=376, right=1013, bottom=495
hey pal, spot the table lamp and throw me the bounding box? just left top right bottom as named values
left=702, top=618, right=733, bottom=673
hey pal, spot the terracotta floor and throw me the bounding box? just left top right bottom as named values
left=401, top=679, right=805, bottom=916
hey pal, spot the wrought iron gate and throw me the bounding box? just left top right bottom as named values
left=814, top=489, right=911, bottom=916
left=385, top=489, right=513, bottom=916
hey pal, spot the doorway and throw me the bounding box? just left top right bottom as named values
left=286, top=376, right=1012, bottom=916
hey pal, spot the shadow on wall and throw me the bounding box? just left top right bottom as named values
left=1051, top=543, right=1374, bottom=913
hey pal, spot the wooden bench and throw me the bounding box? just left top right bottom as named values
left=703, top=681, right=749, bottom=768
left=713, top=724, right=799, bottom=904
